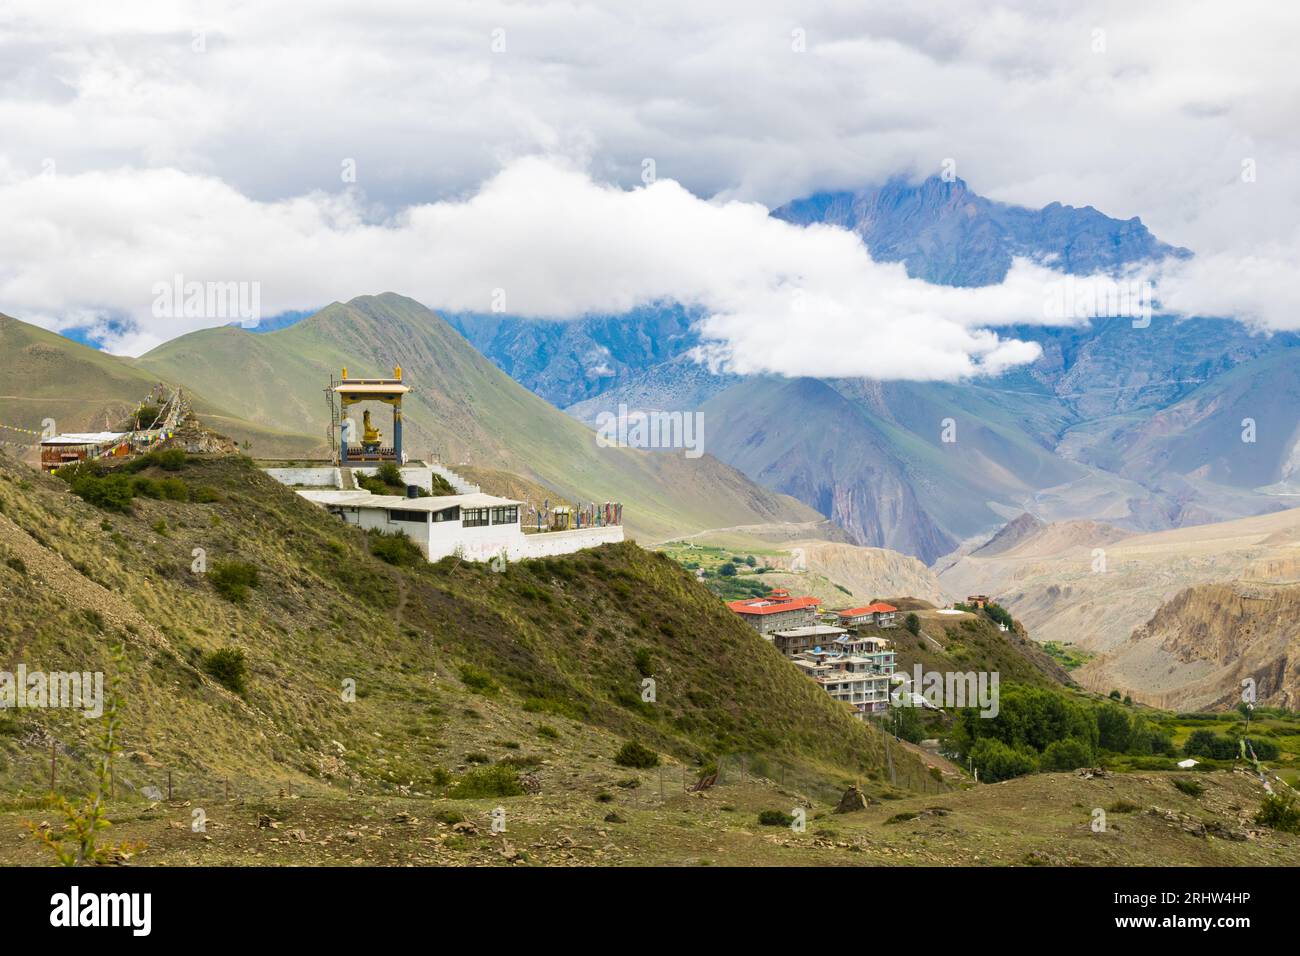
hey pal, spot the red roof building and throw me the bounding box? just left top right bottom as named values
left=837, top=603, right=899, bottom=628
left=727, top=592, right=822, bottom=635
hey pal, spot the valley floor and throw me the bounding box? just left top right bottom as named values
left=3, top=768, right=1295, bottom=867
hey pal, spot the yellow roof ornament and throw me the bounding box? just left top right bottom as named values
left=394, top=365, right=402, bottom=381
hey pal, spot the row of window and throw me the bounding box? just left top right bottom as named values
left=388, top=505, right=520, bottom=528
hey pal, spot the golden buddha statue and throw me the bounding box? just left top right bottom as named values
left=361, top=409, right=382, bottom=445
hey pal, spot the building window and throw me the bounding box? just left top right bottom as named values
left=387, top=509, right=427, bottom=523
left=490, top=505, right=519, bottom=525
left=463, top=507, right=490, bottom=528
left=432, top=506, right=460, bottom=523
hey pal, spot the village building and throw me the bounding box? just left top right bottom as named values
left=726, top=589, right=898, bottom=720
left=791, top=650, right=892, bottom=718
left=39, top=432, right=131, bottom=472
left=727, top=589, right=821, bottom=635
left=837, top=602, right=899, bottom=628
left=298, top=486, right=623, bottom=563
left=830, top=634, right=896, bottom=674
left=966, top=594, right=992, bottom=608
left=769, top=623, right=847, bottom=657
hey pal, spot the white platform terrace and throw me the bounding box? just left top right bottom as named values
left=297, top=489, right=623, bottom=562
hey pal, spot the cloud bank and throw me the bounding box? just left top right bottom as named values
left=0, top=157, right=1141, bottom=377
left=0, top=1, right=1297, bottom=376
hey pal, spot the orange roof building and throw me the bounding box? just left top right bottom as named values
left=837, top=603, right=899, bottom=627
left=727, top=591, right=822, bottom=635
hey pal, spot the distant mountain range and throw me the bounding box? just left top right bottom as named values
left=453, top=175, right=1300, bottom=563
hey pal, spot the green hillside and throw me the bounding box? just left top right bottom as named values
left=0, top=445, right=929, bottom=806
left=3, top=442, right=1296, bottom=867
left=133, top=293, right=821, bottom=541
left=0, top=314, right=319, bottom=459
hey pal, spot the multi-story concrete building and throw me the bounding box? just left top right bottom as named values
left=727, top=589, right=821, bottom=636
left=769, top=624, right=847, bottom=657
left=831, top=634, right=896, bottom=675
left=837, top=602, right=898, bottom=629
left=791, top=650, right=892, bottom=718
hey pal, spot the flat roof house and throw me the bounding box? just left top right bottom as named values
left=770, top=623, right=846, bottom=658
left=830, top=634, right=896, bottom=674
left=791, top=650, right=892, bottom=719
left=39, top=432, right=130, bottom=472
left=727, top=589, right=822, bottom=635
left=297, top=488, right=623, bottom=563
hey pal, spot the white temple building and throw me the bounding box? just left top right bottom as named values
left=296, top=488, right=623, bottom=563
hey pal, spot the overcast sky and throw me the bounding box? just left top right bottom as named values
left=1, top=1, right=1296, bottom=377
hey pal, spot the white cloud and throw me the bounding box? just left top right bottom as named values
left=0, top=0, right=1297, bottom=371
left=0, top=157, right=1141, bottom=377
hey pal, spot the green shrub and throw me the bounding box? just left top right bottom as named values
left=209, top=560, right=259, bottom=602
left=157, top=477, right=190, bottom=501
left=449, top=764, right=523, bottom=798
left=459, top=665, right=498, bottom=696
left=758, top=809, right=794, bottom=827
left=130, top=405, right=161, bottom=429
left=190, top=486, right=221, bottom=503
left=69, top=473, right=135, bottom=513
left=536, top=724, right=559, bottom=739
left=368, top=530, right=424, bottom=566
left=4, top=556, right=26, bottom=575
left=1183, top=730, right=1276, bottom=761
left=131, top=476, right=161, bottom=499
left=1255, top=793, right=1300, bottom=833
left=150, top=448, right=187, bottom=471
left=1172, top=777, right=1205, bottom=798
left=1107, top=800, right=1141, bottom=814
left=522, top=696, right=583, bottom=719
left=905, top=613, right=920, bottom=635
left=969, top=737, right=1038, bottom=782
left=374, top=462, right=404, bottom=486
left=613, top=741, right=660, bottom=768
left=633, top=647, right=654, bottom=677
left=202, top=647, right=248, bottom=694
left=1245, top=738, right=1281, bottom=761
left=984, top=602, right=1014, bottom=630
left=1042, top=738, right=1092, bottom=771
left=1096, top=703, right=1133, bottom=752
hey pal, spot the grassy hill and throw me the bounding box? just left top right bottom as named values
left=0, top=314, right=320, bottom=460
left=886, top=605, right=1072, bottom=688
left=0, top=442, right=932, bottom=808
left=132, top=293, right=822, bottom=542
left=2, top=440, right=1296, bottom=866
